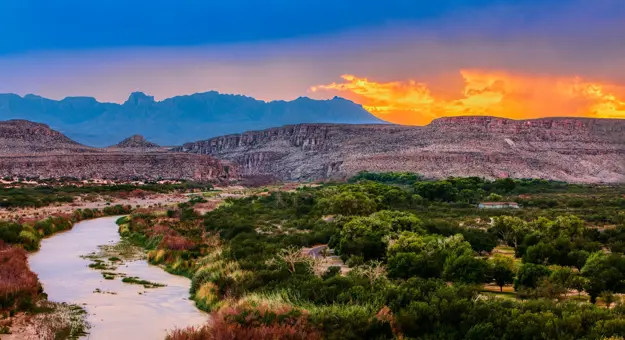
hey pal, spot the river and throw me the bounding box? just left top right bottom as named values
left=28, top=216, right=207, bottom=340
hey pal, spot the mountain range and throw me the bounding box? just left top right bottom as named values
left=0, top=91, right=385, bottom=146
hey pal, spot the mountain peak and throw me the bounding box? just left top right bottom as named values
left=124, top=92, right=155, bottom=106
left=114, top=134, right=160, bottom=148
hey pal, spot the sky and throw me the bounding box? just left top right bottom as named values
left=1, top=0, right=624, bottom=124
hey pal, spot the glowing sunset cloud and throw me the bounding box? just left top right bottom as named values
left=310, top=71, right=625, bottom=125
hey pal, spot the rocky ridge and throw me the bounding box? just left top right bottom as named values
left=111, top=135, right=161, bottom=149
left=174, top=117, right=625, bottom=184
left=0, top=119, right=94, bottom=154
left=0, top=120, right=237, bottom=182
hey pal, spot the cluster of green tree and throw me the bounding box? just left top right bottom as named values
left=0, top=205, right=131, bottom=251
left=0, top=182, right=212, bottom=208
left=120, top=175, right=625, bottom=339
left=412, top=177, right=568, bottom=203
left=348, top=171, right=424, bottom=185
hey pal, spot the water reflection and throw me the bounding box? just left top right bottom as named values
left=29, top=216, right=207, bottom=340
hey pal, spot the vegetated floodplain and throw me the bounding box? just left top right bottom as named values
left=120, top=173, right=625, bottom=339
left=0, top=179, right=213, bottom=209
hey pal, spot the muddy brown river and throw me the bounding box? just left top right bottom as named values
left=29, top=216, right=207, bottom=340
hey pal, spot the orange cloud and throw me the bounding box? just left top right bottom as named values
left=310, top=70, right=625, bottom=125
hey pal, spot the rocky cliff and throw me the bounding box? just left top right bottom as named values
left=0, top=153, right=235, bottom=182
left=0, top=120, right=238, bottom=182
left=0, top=120, right=94, bottom=154
left=174, top=117, right=625, bottom=184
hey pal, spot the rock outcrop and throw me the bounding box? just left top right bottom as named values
left=175, top=117, right=625, bottom=184
left=0, top=120, right=94, bottom=154
left=0, top=120, right=237, bottom=182
left=111, top=135, right=161, bottom=149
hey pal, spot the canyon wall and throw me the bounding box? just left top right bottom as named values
left=175, top=117, right=625, bottom=183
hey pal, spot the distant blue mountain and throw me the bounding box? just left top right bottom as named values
left=0, top=91, right=386, bottom=146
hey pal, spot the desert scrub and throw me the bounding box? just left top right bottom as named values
left=121, top=277, right=166, bottom=288
left=166, top=300, right=320, bottom=340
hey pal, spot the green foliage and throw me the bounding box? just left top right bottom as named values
left=348, top=171, right=423, bottom=185
left=514, top=263, right=551, bottom=290
left=116, top=176, right=625, bottom=339
left=490, top=255, right=516, bottom=291
left=317, top=191, right=378, bottom=216
left=387, top=233, right=473, bottom=279
left=334, top=210, right=422, bottom=261
left=443, top=254, right=489, bottom=284
left=581, top=252, right=625, bottom=303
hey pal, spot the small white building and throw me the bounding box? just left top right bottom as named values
left=478, top=202, right=520, bottom=209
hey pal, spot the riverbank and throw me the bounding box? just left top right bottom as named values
left=26, top=216, right=207, bottom=340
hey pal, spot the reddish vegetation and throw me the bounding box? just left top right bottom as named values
left=149, top=223, right=196, bottom=251
left=0, top=241, right=40, bottom=310
left=161, top=234, right=196, bottom=251
left=167, top=304, right=320, bottom=340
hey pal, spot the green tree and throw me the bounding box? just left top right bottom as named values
left=443, top=254, right=489, bottom=284
left=317, top=191, right=377, bottom=216
left=413, top=181, right=459, bottom=202
left=549, top=266, right=576, bottom=290
left=485, top=193, right=504, bottom=201
left=491, top=216, right=529, bottom=250
left=601, top=291, right=617, bottom=308
left=523, top=242, right=557, bottom=265
left=387, top=233, right=472, bottom=279
left=514, top=263, right=551, bottom=291
left=581, top=252, right=625, bottom=304
left=490, top=255, right=516, bottom=292
left=335, top=211, right=423, bottom=261
left=568, top=250, right=590, bottom=270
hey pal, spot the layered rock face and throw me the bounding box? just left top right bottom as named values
left=0, top=120, right=237, bottom=182
left=0, top=153, right=235, bottom=181
left=175, top=117, right=625, bottom=184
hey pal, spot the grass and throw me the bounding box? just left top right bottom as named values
left=101, top=271, right=126, bottom=280
left=121, top=277, right=166, bottom=289
left=87, top=260, right=116, bottom=271
left=480, top=291, right=518, bottom=301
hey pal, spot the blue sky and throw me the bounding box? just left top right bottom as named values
left=0, top=0, right=624, bottom=106
left=0, top=0, right=547, bottom=55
